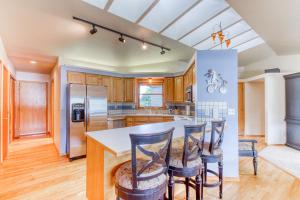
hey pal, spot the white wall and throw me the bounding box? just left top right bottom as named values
left=16, top=71, right=51, bottom=133
left=265, top=74, right=286, bottom=144
left=244, top=81, right=265, bottom=135
left=0, top=36, right=15, bottom=76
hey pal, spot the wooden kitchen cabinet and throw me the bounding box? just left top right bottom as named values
left=174, top=76, right=184, bottom=102
left=112, top=77, right=124, bottom=102
left=165, top=77, right=174, bottom=102
left=102, top=76, right=113, bottom=102
left=67, top=71, right=86, bottom=84
left=86, top=74, right=100, bottom=85
left=125, top=116, right=174, bottom=127
left=124, top=78, right=135, bottom=102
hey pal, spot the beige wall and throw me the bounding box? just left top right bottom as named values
left=244, top=81, right=265, bottom=135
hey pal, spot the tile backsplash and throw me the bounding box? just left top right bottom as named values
left=197, top=101, right=227, bottom=123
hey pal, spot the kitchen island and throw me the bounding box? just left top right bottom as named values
left=86, top=119, right=199, bottom=200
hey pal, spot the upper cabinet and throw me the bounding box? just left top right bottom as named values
left=112, top=77, right=124, bottom=102
left=102, top=76, right=113, bottom=102
left=124, top=78, right=135, bottom=102
left=174, top=76, right=184, bottom=102
left=86, top=74, right=100, bottom=85
left=165, top=77, right=174, bottom=102
left=67, top=72, right=86, bottom=84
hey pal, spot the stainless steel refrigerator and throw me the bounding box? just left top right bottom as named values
left=67, top=84, right=107, bottom=160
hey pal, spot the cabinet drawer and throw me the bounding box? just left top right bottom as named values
left=134, top=116, right=149, bottom=122
left=149, top=116, right=164, bottom=122
left=126, top=117, right=134, bottom=122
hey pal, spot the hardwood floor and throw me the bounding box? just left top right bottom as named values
left=0, top=136, right=299, bottom=200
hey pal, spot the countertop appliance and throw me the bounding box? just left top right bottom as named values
left=185, top=85, right=193, bottom=102
left=67, top=84, right=107, bottom=160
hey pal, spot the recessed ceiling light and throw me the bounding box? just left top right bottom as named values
left=30, top=60, right=37, bottom=64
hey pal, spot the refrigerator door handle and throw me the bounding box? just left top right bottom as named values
left=86, top=97, right=90, bottom=126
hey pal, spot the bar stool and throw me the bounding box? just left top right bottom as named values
left=115, top=127, right=174, bottom=200
left=168, top=124, right=206, bottom=200
left=202, top=120, right=226, bottom=199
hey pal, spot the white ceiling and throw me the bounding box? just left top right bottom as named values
left=2, top=0, right=292, bottom=74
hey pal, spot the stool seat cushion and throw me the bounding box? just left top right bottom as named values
left=239, top=142, right=252, bottom=151
left=170, top=148, right=202, bottom=168
left=115, top=159, right=166, bottom=190
left=202, top=142, right=223, bottom=156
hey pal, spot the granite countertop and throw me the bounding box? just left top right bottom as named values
left=86, top=119, right=205, bottom=157
left=107, top=114, right=195, bottom=121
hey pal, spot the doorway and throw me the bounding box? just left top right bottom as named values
left=17, top=81, right=48, bottom=136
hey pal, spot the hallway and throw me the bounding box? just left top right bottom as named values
left=0, top=136, right=299, bottom=200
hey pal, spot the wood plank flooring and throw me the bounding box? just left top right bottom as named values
left=0, top=136, right=299, bottom=200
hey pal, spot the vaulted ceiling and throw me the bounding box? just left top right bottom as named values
left=0, top=0, right=296, bottom=74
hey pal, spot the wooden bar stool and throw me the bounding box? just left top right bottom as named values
left=168, top=124, right=207, bottom=200
left=115, top=127, right=174, bottom=200
left=202, top=120, right=226, bottom=199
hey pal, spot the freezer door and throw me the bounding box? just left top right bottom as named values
left=68, top=84, right=87, bottom=159
left=86, top=85, right=108, bottom=132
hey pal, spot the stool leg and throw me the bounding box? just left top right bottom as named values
left=218, top=161, right=223, bottom=199
left=201, top=165, right=204, bottom=200
left=185, top=177, right=190, bottom=199
left=196, top=172, right=202, bottom=200
left=204, top=162, right=207, bottom=183
left=253, top=156, right=258, bottom=175
left=168, top=171, right=175, bottom=200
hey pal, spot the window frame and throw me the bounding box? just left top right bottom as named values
left=136, top=79, right=165, bottom=109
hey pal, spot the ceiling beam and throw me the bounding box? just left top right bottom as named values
left=192, top=19, right=243, bottom=48
left=178, top=6, right=231, bottom=41
left=159, top=0, right=202, bottom=34
left=230, top=36, right=260, bottom=49
left=209, top=29, right=252, bottom=50
left=135, top=0, right=160, bottom=24
left=104, top=0, right=114, bottom=10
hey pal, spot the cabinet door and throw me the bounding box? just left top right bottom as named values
left=174, top=76, right=184, bottom=102
left=124, top=78, right=135, bottom=102
left=113, top=78, right=124, bottom=102
left=86, top=74, right=99, bottom=85
left=102, top=76, right=113, bottom=102
left=67, top=72, right=86, bottom=84
left=165, top=77, right=174, bottom=102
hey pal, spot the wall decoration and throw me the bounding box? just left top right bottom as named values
left=204, top=69, right=228, bottom=94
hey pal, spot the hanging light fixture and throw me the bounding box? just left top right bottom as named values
left=160, top=47, right=165, bottom=55
left=211, top=22, right=231, bottom=48
left=118, top=34, right=126, bottom=43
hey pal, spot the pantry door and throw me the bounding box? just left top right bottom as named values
left=19, top=81, right=47, bottom=136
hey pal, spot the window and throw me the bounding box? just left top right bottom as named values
left=139, top=84, right=163, bottom=108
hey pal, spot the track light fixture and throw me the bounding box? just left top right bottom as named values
left=73, top=16, right=171, bottom=53
left=141, top=42, right=148, bottom=50
left=160, top=48, right=165, bottom=55
left=118, top=34, right=126, bottom=43
left=90, top=25, right=97, bottom=35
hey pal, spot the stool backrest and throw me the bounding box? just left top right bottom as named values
left=129, top=127, right=174, bottom=189
left=182, top=124, right=206, bottom=167
left=209, top=120, right=226, bottom=154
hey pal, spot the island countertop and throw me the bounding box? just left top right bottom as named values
left=86, top=119, right=201, bottom=157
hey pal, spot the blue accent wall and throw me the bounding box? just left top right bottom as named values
left=196, top=50, right=239, bottom=178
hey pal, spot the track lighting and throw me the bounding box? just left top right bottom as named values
left=141, top=42, right=148, bottom=50
left=73, top=16, right=171, bottom=52
left=90, top=25, right=97, bottom=35
left=118, top=34, right=125, bottom=43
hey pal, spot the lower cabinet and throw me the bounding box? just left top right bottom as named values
left=125, top=116, right=174, bottom=127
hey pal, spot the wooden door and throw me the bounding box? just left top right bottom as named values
left=19, top=81, right=47, bottom=136
left=1, top=66, right=10, bottom=160
left=174, top=76, right=184, bottom=102
left=86, top=74, right=99, bottom=85
left=112, top=78, right=124, bottom=102
left=50, top=80, right=54, bottom=137
left=238, top=83, right=245, bottom=135
left=124, top=78, right=134, bottom=102
left=9, top=77, right=15, bottom=142
left=165, top=77, right=174, bottom=102
left=102, top=76, right=113, bottom=102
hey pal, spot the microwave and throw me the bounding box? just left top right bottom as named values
left=185, top=85, right=193, bottom=102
